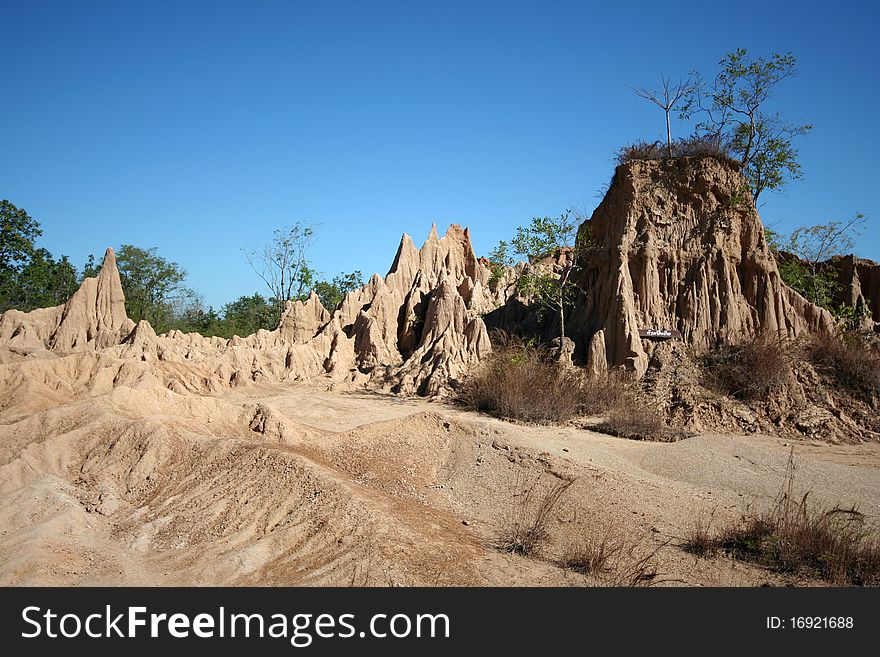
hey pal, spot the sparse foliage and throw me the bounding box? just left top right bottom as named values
left=681, top=49, right=812, bottom=202
left=685, top=449, right=880, bottom=586
left=704, top=334, right=792, bottom=401
left=245, top=222, right=319, bottom=320
left=561, top=523, right=666, bottom=587
left=458, top=334, right=628, bottom=424
left=594, top=404, right=679, bottom=442
left=631, top=75, right=692, bottom=157
left=808, top=331, right=880, bottom=401
left=615, top=134, right=736, bottom=166
left=782, top=214, right=866, bottom=309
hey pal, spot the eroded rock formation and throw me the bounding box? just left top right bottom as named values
left=0, top=226, right=492, bottom=398
left=0, top=248, right=135, bottom=357
left=568, top=157, right=836, bottom=376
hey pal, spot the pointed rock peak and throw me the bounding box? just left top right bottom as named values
left=387, top=233, right=420, bottom=276
left=427, top=223, right=439, bottom=243
left=102, top=247, right=117, bottom=267
left=96, top=247, right=122, bottom=284
left=126, top=319, right=158, bottom=342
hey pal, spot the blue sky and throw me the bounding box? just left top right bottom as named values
left=3, top=0, right=878, bottom=308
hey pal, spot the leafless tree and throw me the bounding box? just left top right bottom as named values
left=631, top=74, right=691, bottom=157
left=244, top=221, right=318, bottom=319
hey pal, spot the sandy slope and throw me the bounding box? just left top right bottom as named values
left=2, top=380, right=877, bottom=587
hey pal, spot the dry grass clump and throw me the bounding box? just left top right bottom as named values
left=496, top=474, right=575, bottom=557
left=594, top=405, right=679, bottom=442
left=682, top=511, right=716, bottom=557
left=560, top=522, right=665, bottom=587
left=458, top=335, right=627, bottom=424
left=616, top=135, right=738, bottom=167
left=808, top=331, right=880, bottom=401
left=683, top=450, right=880, bottom=586
left=459, top=333, right=685, bottom=440
left=704, top=334, right=792, bottom=401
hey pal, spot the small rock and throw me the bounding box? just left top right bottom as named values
left=462, top=520, right=470, bottom=526
left=562, top=448, right=569, bottom=453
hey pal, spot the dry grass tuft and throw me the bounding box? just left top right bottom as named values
left=496, top=473, right=575, bottom=557
left=808, top=331, right=880, bottom=401
left=594, top=405, right=680, bottom=442
left=616, top=135, right=739, bottom=168
left=682, top=511, right=717, bottom=557
left=560, top=522, right=666, bottom=587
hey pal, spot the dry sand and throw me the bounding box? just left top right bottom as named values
left=2, top=378, right=877, bottom=587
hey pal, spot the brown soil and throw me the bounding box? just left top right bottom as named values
left=2, top=379, right=877, bottom=587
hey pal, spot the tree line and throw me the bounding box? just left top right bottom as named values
left=0, top=201, right=363, bottom=338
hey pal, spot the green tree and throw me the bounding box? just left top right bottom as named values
left=490, top=211, right=587, bottom=340
left=220, top=293, right=276, bottom=337
left=11, top=249, right=79, bottom=310
left=0, top=201, right=81, bottom=313
left=0, top=200, right=41, bottom=274
left=81, top=254, right=100, bottom=280
left=682, top=49, right=812, bottom=203
left=313, top=270, right=365, bottom=311
left=115, top=244, right=188, bottom=330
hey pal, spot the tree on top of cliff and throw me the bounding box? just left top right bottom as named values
left=680, top=48, right=812, bottom=203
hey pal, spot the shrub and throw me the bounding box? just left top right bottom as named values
left=808, top=331, right=880, bottom=401
left=704, top=334, right=792, bottom=401
left=458, top=336, right=627, bottom=424
left=685, top=450, right=880, bottom=585
left=496, top=474, right=575, bottom=557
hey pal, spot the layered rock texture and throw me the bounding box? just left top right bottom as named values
left=0, top=227, right=491, bottom=398
left=568, top=157, right=836, bottom=376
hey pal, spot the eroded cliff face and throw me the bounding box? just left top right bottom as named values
left=0, top=226, right=492, bottom=398
left=569, top=157, right=836, bottom=377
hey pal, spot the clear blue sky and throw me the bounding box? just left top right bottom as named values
left=3, top=0, right=878, bottom=308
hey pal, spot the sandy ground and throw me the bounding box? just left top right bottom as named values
left=1, top=380, right=878, bottom=587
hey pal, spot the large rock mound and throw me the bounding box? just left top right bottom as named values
left=569, top=157, right=836, bottom=376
